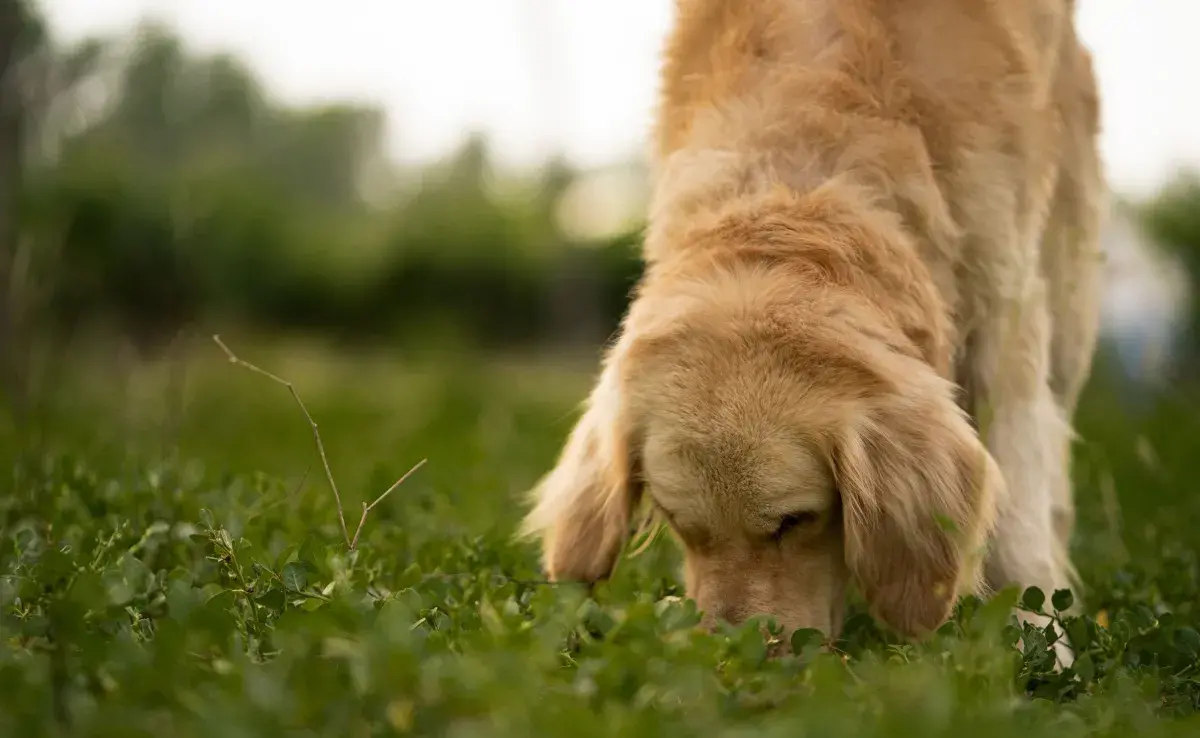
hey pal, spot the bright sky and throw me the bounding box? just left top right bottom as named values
left=41, top=0, right=1200, bottom=199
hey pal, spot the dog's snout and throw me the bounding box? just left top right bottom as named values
left=704, top=601, right=746, bottom=628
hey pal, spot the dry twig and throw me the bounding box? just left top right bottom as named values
left=212, top=334, right=425, bottom=550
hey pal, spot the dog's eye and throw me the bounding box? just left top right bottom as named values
left=774, top=511, right=821, bottom=540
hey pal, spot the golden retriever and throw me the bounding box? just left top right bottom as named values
left=521, top=0, right=1105, bottom=663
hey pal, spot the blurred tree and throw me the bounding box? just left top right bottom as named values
left=60, top=22, right=384, bottom=207
left=1140, top=172, right=1200, bottom=376
left=184, top=53, right=265, bottom=148
left=18, top=21, right=107, bottom=165
left=112, top=24, right=186, bottom=169
left=11, top=18, right=646, bottom=353
left=539, top=154, right=608, bottom=349
left=25, top=21, right=392, bottom=347
left=0, top=0, right=39, bottom=423
left=256, top=103, right=386, bottom=210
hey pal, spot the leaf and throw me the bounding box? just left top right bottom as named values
left=975, top=586, right=1021, bottom=633
left=1021, top=587, right=1046, bottom=614
left=121, top=554, right=153, bottom=593
left=38, top=547, right=78, bottom=586
left=1052, top=589, right=1075, bottom=613
left=66, top=571, right=105, bottom=610
left=166, top=578, right=201, bottom=623
left=1174, top=626, right=1200, bottom=657
left=274, top=543, right=300, bottom=570
left=790, top=628, right=824, bottom=657
left=735, top=624, right=768, bottom=665
left=282, top=562, right=308, bottom=593
left=1074, top=652, right=1095, bottom=683
left=103, top=574, right=134, bottom=607
left=21, top=615, right=49, bottom=638
left=1066, top=618, right=1095, bottom=652
left=933, top=513, right=960, bottom=533
left=578, top=600, right=615, bottom=638
left=259, top=587, right=286, bottom=614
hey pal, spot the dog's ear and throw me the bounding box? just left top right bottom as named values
left=519, top=354, right=641, bottom=583
left=833, top=367, right=1001, bottom=637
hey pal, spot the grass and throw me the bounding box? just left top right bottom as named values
left=2, top=334, right=1200, bottom=737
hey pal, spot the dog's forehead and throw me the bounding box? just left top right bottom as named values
left=643, top=420, right=830, bottom=515
left=631, top=319, right=843, bottom=518
left=627, top=323, right=846, bottom=434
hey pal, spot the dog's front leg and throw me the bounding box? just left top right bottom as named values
left=964, top=274, right=1077, bottom=669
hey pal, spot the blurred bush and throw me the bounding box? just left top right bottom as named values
left=12, top=18, right=644, bottom=355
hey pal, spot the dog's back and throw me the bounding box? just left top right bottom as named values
left=648, top=0, right=1104, bottom=354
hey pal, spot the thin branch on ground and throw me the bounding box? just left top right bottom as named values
left=212, top=334, right=426, bottom=550
left=350, top=458, right=426, bottom=550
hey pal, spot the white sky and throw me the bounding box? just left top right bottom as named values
left=40, top=0, right=1200, bottom=200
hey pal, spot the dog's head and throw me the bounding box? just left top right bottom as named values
left=521, top=265, right=1000, bottom=643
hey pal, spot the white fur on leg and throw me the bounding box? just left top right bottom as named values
left=967, top=277, right=1079, bottom=671
left=981, top=390, right=1078, bottom=670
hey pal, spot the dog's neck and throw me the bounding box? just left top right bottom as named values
left=641, top=152, right=956, bottom=379
left=645, top=0, right=966, bottom=377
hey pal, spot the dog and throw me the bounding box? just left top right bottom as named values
left=521, top=0, right=1106, bottom=662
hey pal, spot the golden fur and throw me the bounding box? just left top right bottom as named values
left=521, top=0, right=1105, bottom=661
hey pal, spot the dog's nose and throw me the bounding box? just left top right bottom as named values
left=701, top=602, right=746, bottom=628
